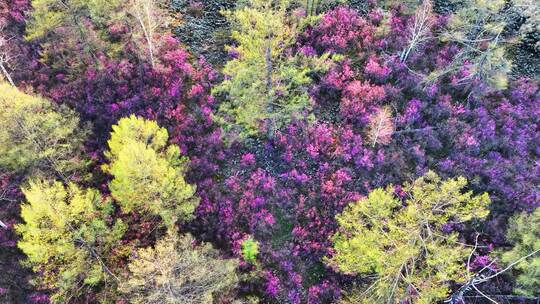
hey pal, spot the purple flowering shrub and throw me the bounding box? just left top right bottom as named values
left=192, top=6, right=539, bottom=302
left=439, top=79, right=540, bottom=211
left=302, top=6, right=540, bottom=216
left=25, top=35, right=218, bottom=145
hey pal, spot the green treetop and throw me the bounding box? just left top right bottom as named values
left=0, top=83, right=88, bottom=178
left=501, top=207, right=540, bottom=296
left=215, top=0, right=329, bottom=138
left=120, top=230, right=239, bottom=304
left=25, top=0, right=131, bottom=74
left=26, top=0, right=123, bottom=41
left=241, top=236, right=259, bottom=264
left=103, top=115, right=199, bottom=227
left=16, top=179, right=126, bottom=303
left=329, top=171, right=491, bottom=304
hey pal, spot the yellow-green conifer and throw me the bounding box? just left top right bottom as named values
left=215, top=0, right=329, bottom=138
left=16, top=179, right=126, bottom=303
left=103, top=115, right=198, bottom=227
left=501, top=207, right=540, bottom=296
left=330, top=171, right=490, bottom=304
left=0, top=83, right=88, bottom=177
left=120, top=230, right=238, bottom=304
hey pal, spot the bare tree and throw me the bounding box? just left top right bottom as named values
left=0, top=22, right=15, bottom=86
left=129, top=0, right=169, bottom=67
left=367, top=107, right=394, bottom=147
left=447, top=235, right=540, bottom=304
left=432, top=0, right=512, bottom=89
left=512, top=0, right=540, bottom=52
left=400, top=0, right=434, bottom=63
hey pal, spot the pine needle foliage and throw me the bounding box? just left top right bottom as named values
left=16, top=180, right=126, bottom=303
left=120, top=230, right=239, bottom=304
left=329, top=171, right=491, bottom=304
left=0, top=82, right=88, bottom=178
left=103, top=115, right=199, bottom=227
left=215, top=0, right=329, bottom=138
left=502, top=207, right=540, bottom=296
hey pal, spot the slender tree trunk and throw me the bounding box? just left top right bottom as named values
left=132, top=0, right=156, bottom=67
left=142, top=3, right=155, bottom=67
left=58, top=0, right=99, bottom=66
left=393, top=126, right=436, bottom=135
left=0, top=62, right=14, bottom=86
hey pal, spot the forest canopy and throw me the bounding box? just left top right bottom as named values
left=0, top=0, right=539, bottom=303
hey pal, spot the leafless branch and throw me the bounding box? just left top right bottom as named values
left=447, top=245, right=540, bottom=304
left=0, top=22, right=15, bottom=86
left=476, top=247, right=540, bottom=284
left=367, top=107, right=394, bottom=146
left=466, top=233, right=480, bottom=277
left=400, top=0, right=434, bottom=63
left=129, top=0, right=168, bottom=67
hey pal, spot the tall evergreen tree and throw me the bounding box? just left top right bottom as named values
left=329, top=171, right=490, bottom=303
left=0, top=82, right=88, bottom=179
left=215, top=0, right=329, bottom=138
left=502, top=207, right=540, bottom=296
left=103, top=115, right=199, bottom=227
left=16, top=180, right=126, bottom=303
left=120, top=230, right=238, bottom=304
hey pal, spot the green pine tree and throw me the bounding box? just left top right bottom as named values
left=120, top=230, right=239, bottom=304
left=214, top=0, right=329, bottom=138
left=330, top=171, right=490, bottom=304
left=501, top=207, right=540, bottom=296
left=0, top=82, right=89, bottom=178
left=103, top=115, right=199, bottom=227
left=16, top=179, right=126, bottom=303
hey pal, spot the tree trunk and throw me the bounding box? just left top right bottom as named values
left=0, top=62, right=15, bottom=86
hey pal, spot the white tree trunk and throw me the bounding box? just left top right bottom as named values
left=0, top=62, right=15, bottom=86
